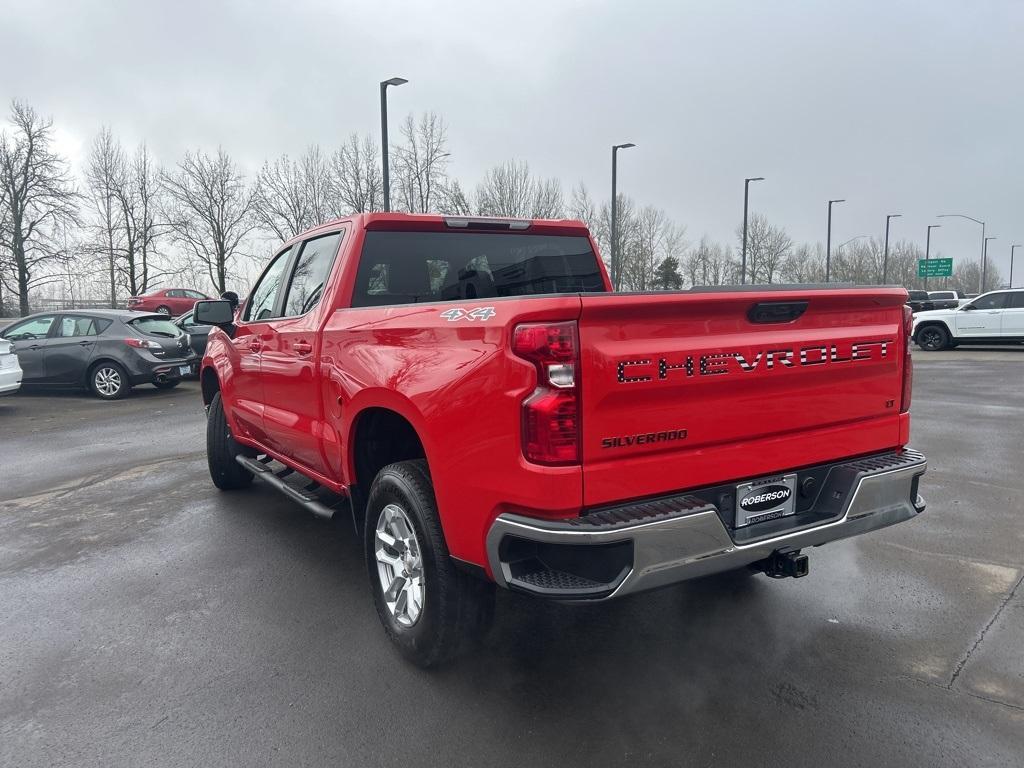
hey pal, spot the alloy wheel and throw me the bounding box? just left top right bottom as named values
left=94, top=367, right=122, bottom=397
left=374, top=503, right=424, bottom=628
left=918, top=328, right=943, bottom=350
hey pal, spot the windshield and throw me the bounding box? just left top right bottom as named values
left=130, top=317, right=181, bottom=337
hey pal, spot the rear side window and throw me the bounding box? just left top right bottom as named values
left=244, top=247, right=292, bottom=321
left=57, top=316, right=112, bottom=337
left=282, top=232, right=342, bottom=317
left=1008, top=291, right=1024, bottom=309
left=131, top=317, right=181, bottom=337
left=351, top=232, right=605, bottom=308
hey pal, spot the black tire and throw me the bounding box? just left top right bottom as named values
left=206, top=392, right=253, bottom=490
left=364, top=460, right=494, bottom=667
left=156, top=305, right=171, bottom=316
left=153, top=380, right=180, bottom=390
left=89, top=361, right=131, bottom=400
left=915, top=324, right=950, bottom=351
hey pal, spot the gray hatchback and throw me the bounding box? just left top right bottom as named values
left=0, top=310, right=197, bottom=399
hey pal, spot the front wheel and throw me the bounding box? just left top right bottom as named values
left=365, top=460, right=494, bottom=667
left=915, top=324, right=950, bottom=351
left=206, top=392, right=253, bottom=490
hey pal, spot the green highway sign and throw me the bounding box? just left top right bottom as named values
left=918, top=258, right=952, bottom=278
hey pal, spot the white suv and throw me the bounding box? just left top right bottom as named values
left=0, top=338, right=24, bottom=395
left=912, top=289, right=1024, bottom=350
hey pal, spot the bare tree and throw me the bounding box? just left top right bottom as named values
left=476, top=160, right=533, bottom=217
left=531, top=177, right=565, bottom=218
left=86, top=127, right=125, bottom=307
left=569, top=183, right=598, bottom=232
left=330, top=133, right=383, bottom=213
left=435, top=178, right=474, bottom=215
left=391, top=112, right=449, bottom=213
left=253, top=145, right=333, bottom=242
left=738, top=214, right=792, bottom=283
left=781, top=243, right=826, bottom=284
left=161, top=147, right=256, bottom=294
left=114, top=143, right=166, bottom=296
left=0, top=101, right=80, bottom=315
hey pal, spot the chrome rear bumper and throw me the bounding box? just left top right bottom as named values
left=486, top=449, right=927, bottom=600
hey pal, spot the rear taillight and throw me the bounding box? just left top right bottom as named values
left=900, top=305, right=913, bottom=413
left=124, top=337, right=161, bottom=350
left=512, top=321, right=580, bottom=465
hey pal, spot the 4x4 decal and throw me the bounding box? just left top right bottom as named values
left=440, top=307, right=496, bottom=322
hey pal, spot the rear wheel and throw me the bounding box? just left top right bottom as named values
left=206, top=392, right=253, bottom=490
left=915, top=324, right=950, bottom=351
left=365, top=460, right=494, bottom=667
left=89, top=362, right=130, bottom=400
left=156, top=305, right=171, bottom=316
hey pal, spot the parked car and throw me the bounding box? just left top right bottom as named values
left=127, top=288, right=209, bottom=316
left=0, top=338, right=23, bottom=396
left=906, top=290, right=934, bottom=313
left=0, top=310, right=197, bottom=399
left=926, top=290, right=963, bottom=310
left=913, top=289, right=1024, bottom=350
left=195, top=212, right=927, bottom=667
left=173, top=309, right=212, bottom=359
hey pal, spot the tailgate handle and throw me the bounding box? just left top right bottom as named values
left=747, top=301, right=809, bottom=324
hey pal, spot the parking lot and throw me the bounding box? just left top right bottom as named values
left=1, top=350, right=1022, bottom=767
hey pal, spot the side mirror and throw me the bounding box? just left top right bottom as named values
left=194, top=299, right=235, bottom=327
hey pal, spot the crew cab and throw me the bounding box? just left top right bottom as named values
left=195, top=213, right=927, bottom=666
left=926, top=290, right=964, bottom=310
left=913, top=289, right=1024, bottom=350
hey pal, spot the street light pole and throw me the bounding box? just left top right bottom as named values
left=924, top=224, right=941, bottom=289
left=379, top=76, right=408, bottom=212
left=882, top=214, right=902, bottom=284
left=937, top=214, right=985, bottom=293
left=983, top=236, right=996, bottom=291
left=1011, top=244, right=1021, bottom=288
left=741, top=177, right=764, bottom=285
left=610, top=142, right=636, bottom=290
left=826, top=199, right=845, bottom=282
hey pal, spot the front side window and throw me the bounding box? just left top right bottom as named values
left=244, top=247, right=293, bottom=322
left=969, top=293, right=1008, bottom=311
left=1008, top=291, right=1024, bottom=309
left=351, top=232, right=605, bottom=308
left=282, top=232, right=342, bottom=317
left=3, top=316, right=55, bottom=340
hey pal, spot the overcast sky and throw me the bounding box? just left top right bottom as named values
left=2, top=0, right=1022, bottom=280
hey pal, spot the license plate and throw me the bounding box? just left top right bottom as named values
left=734, top=473, right=798, bottom=527
left=179, top=365, right=191, bottom=376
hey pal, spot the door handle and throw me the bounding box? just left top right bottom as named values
left=293, top=341, right=313, bottom=355
left=28, top=344, right=41, bottom=350
left=248, top=340, right=263, bottom=352
left=78, top=340, right=94, bottom=346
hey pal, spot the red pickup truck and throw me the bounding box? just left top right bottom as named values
left=195, top=213, right=927, bottom=666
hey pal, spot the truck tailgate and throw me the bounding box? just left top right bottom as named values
left=578, top=288, right=908, bottom=506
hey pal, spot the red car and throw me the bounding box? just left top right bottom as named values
left=127, top=288, right=209, bottom=316
left=196, top=213, right=927, bottom=666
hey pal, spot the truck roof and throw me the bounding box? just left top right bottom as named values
left=291, top=212, right=591, bottom=245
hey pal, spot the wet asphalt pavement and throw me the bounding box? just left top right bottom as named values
left=1, top=352, right=1023, bottom=767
